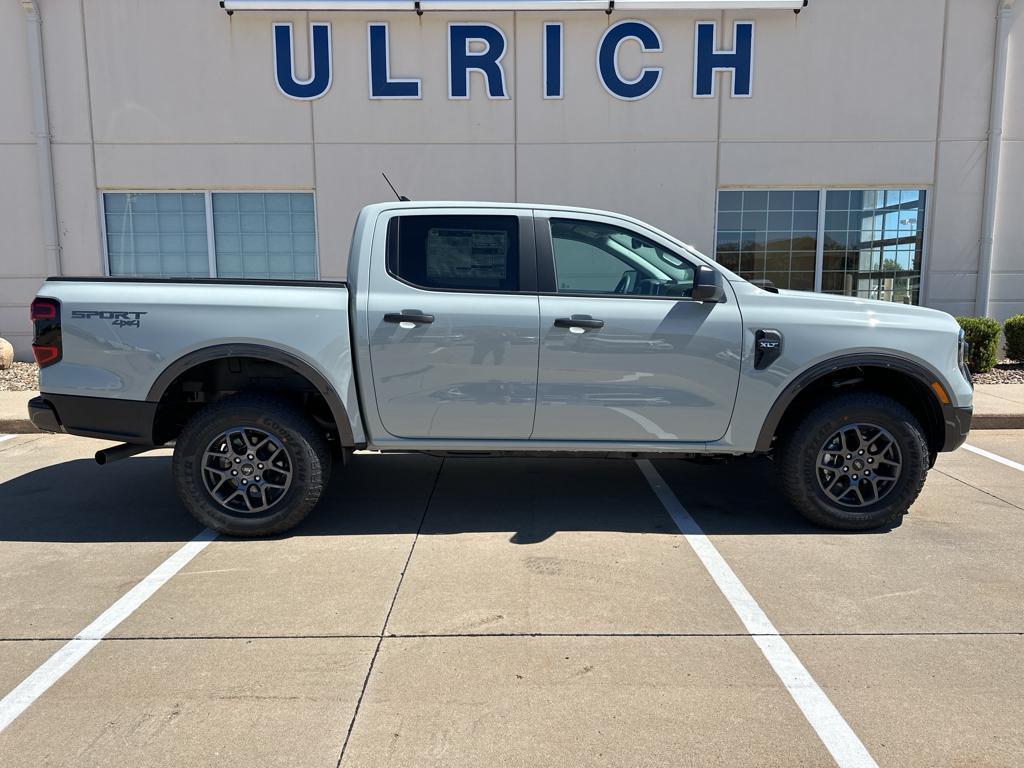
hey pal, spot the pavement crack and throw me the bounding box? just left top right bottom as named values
left=334, top=456, right=445, bottom=768
left=0, top=435, right=45, bottom=454
left=2, top=629, right=1022, bottom=644
left=933, top=467, right=1024, bottom=512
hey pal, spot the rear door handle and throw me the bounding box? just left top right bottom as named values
left=554, top=317, right=604, bottom=330
left=384, top=312, right=435, bottom=325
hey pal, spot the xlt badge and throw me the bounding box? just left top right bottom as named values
left=754, top=329, right=783, bottom=370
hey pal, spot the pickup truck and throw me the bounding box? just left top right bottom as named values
left=28, top=202, right=973, bottom=536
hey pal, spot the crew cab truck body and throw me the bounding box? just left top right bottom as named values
left=29, top=202, right=973, bottom=535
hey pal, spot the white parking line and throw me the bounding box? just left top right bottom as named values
left=962, top=444, right=1024, bottom=473
left=0, top=528, right=217, bottom=734
left=637, top=460, right=878, bottom=768
left=0, top=434, right=16, bottom=444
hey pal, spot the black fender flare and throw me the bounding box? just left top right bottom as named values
left=754, top=353, right=955, bottom=453
left=146, top=343, right=356, bottom=447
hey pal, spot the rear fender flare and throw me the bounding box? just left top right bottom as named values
left=146, top=343, right=355, bottom=447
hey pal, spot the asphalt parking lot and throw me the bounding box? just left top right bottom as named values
left=0, top=431, right=1021, bottom=767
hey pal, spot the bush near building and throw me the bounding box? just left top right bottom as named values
left=1004, top=315, right=1024, bottom=363
left=956, top=317, right=1001, bottom=373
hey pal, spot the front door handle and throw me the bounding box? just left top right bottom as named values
left=554, top=317, right=604, bottom=331
left=384, top=311, right=435, bottom=325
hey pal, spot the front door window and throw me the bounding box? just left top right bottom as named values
left=550, top=219, right=694, bottom=298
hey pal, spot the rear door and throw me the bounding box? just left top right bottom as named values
left=532, top=212, right=742, bottom=442
left=367, top=208, right=540, bottom=439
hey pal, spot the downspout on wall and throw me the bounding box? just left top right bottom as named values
left=21, top=0, right=62, bottom=277
left=976, top=0, right=1017, bottom=317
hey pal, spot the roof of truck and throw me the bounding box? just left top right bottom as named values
left=361, top=200, right=637, bottom=216
left=357, top=201, right=702, bottom=254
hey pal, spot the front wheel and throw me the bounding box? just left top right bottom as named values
left=776, top=392, right=929, bottom=530
left=172, top=394, right=332, bottom=537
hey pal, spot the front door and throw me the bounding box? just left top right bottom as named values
left=532, top=214, right=742, bottom=443
left=367, top=210, right=540, bottom=439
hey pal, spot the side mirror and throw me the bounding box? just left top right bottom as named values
left=691, top=265, right=726, bottom=303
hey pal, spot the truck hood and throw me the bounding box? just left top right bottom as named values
left=771, top=288, right=959, bottom=330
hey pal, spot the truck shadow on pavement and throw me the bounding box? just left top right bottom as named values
left=0, top=452, right=897, bottom=544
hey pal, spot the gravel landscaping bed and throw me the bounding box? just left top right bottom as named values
left=0, top=362, right=39, bottom=392
left=972, top=360, right=1024, bottom=385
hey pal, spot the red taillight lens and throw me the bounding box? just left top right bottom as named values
left=32, top=344, right=61, bottom=366
left=30, top=297, right=62, bottom=368
left=30, top=299, right=57, bottom=321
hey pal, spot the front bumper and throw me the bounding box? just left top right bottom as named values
left=942, top=404, right=972, bottom=452
left=27, top=396, right=63, bottom=433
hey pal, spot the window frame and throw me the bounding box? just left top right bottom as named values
left=535, top=213, right=703, bottom=302
left=99, top=190, right=320, bottom=280
left=384, top=212, right=538, bottom=295
left=713, top=186, right=931, bottom=304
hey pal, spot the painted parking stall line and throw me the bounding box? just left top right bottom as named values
left=963, top=444, right=1024, bottom=473
left=0, top=434, right=16, bottom=444
left=0, top=528, right=218, bottom=734
left=636, top=460, right=878, bottom=768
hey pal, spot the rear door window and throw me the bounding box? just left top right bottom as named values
left=390, top=215, right=520, bottom=292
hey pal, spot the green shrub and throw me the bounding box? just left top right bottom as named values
left=955, top=316, right=1001, bottom=373
left=1005, top=314, right=1024, bottom=363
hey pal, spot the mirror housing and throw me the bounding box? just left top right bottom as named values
left=691, top=265, right=726, bottom=303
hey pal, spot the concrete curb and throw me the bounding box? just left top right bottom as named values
left=971, top=414, right=1024, bottom=430
left=0, top=418, right=42, bottom=435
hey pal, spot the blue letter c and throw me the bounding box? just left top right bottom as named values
left=596, top=20, right=662, bottom=101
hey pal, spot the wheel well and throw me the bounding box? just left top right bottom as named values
left=771, top=365, right=945, bottom=455
left=152, top=356, right=339, bottom=446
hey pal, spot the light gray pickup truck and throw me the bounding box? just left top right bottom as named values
left=28, top=202, right=973, bottom=535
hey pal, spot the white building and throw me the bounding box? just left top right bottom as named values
left=3, top=0, right=1022, bottom=359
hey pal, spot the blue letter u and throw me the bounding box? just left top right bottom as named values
left=274, top=22, right=332, bottom=100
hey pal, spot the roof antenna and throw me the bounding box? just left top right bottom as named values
left=382, top=172, right=410, bottom=202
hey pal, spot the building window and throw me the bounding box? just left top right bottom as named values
left=103, top=191, right=317, bottom=280
left=104, top=193, right=210, bottom=278
left=715, top=190, right=819, bottom=291
left=822, top=190, right=924, bottom=305
left=715, top=188, right=926, bottom=304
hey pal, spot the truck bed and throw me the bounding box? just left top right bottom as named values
left=34, top=277, right=362, bottom=444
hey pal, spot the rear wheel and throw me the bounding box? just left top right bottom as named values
left=776, top=392, right=928, bottom=530
left=172, top=394, right=331, bottom=536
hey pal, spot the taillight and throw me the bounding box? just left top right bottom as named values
left=30, top=297, right=62, bottom=368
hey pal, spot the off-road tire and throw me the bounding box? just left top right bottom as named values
left=776, top=392, right=929, bottom=530
left=172, top=393, right=331, bottom=537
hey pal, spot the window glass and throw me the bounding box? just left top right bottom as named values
left=715, top=188, right=926, bottom=304
left=714, top=190, right=818, bottom=291
left=550, top=219, right=694, bottom=297
left=104, top=193, right=209, bottom=277
left=394, top=215, right=519, bottom=292
left=822, top=189, right=925, bottom=304
left=104, top=191, right=317, bottom=280
left=213, top=193, right=316, bottom=279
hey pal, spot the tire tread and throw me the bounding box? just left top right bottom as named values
left=172, top=393, right=331, bottom=537
left=776, top=392, right=929, bottom=530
